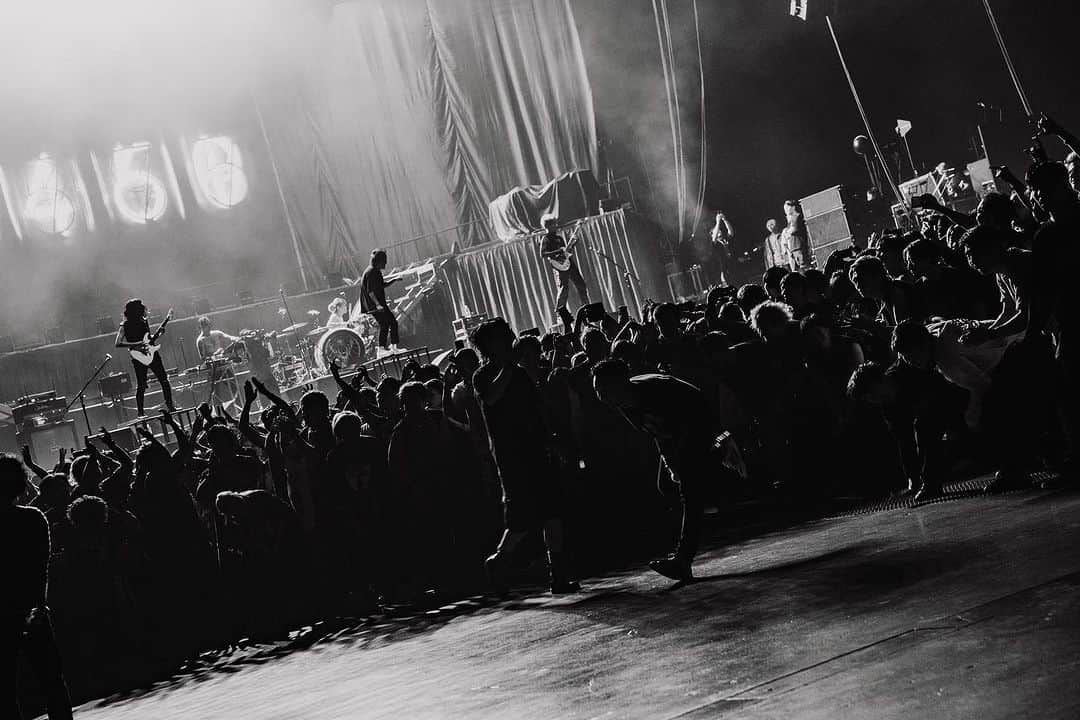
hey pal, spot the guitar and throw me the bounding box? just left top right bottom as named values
left=129, top=309, right=174, bottom=366
left=544, top=221, right=586, bottom=272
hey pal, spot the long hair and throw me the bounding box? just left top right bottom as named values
left=123, top=298, right=146, bottom=321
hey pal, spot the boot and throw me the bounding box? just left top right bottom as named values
left=547, top=551, right=580, bottom=594
left=648, top=555, right=693, bottom=582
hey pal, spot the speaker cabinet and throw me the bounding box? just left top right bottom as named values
left=801, top=185, right=853, bottom=270
left=18, top=420, right=79, bottom=464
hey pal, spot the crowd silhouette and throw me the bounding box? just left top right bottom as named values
left=5, top=113, right=1079, bottom=718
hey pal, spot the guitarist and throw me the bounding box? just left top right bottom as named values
left=114, top=298, right=175, bottom=416
left=539, top=214, right=590, bottom=316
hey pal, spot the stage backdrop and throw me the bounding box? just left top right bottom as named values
left=258, top=0, right=599, bottom=286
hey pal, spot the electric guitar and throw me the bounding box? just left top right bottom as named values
left=544, top=221, right=586, bottom=272
left=129, top=309, right=174, bottom=366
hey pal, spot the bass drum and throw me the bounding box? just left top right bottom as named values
left=315, top=327, right=368, bottom=374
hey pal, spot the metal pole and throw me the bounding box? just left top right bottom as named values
left=826, top=16, right=908, bottom=214
left=977, top=124, right=991, bottom=163
left=981, top=0, right=1032, bottom=117
left=903, top=134, right=918, bottom=177
left=252, top=91, right=310, bottom=291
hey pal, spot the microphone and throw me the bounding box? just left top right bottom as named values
left=105, top=353, right=113, bottom=361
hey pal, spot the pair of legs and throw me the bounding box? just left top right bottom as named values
left=371, top=308, right=400, bottom=349
left=132, top=354, right=173, bottom=416
left=654, top=456, right=706, bottom=579
left=2, top=610, right=73, bottom=720
left=554, top=263, right=589, bottom=314
left=485, top=488, right=577, bottom=593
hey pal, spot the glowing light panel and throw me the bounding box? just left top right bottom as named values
left=112, top=142, right=167, bottom=224
left=193, top=136, right=247, bottom=209
left=24, top=155, right=76, bottom=236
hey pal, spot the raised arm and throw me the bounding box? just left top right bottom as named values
left=21, top=445, right=48, bottom=480
left=98, top=427, right=133, bottom=472
left=237, top=381, right=267, bottom=447
left=912, top=194, right=976, bottom=230
left=1038, top=113, right=1080, bottom=156
left=158, top=409, right=191, bottom=459
left=251, top=377, right=296, bottom=419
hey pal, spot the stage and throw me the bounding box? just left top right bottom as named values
left=0, top=208, right=668, bottom=455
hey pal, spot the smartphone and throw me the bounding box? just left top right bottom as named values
left=584, top=302, right=605, bottom=322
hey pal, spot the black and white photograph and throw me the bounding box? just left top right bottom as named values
left=1, top=0, right=1078, bottom=718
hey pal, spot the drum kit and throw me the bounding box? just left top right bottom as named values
left=258, top=311, right=379, bottom=389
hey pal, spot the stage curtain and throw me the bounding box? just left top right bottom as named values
left=257, top=0, right=598, bottom=285
left=440, top=209, right=645, bottom=333
left=488, top=169, right=601, bottom=242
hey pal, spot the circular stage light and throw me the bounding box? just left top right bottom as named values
left=114, top=174, right=167, bottom=223
left=205, top=163, right=248, bottom=209
left=25, top=189, right=77, bottom=235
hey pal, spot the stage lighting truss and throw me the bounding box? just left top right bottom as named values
left=193, top=135, right=247, bottom=209
left=24, top=155, right=77, bottom=236
left=112, top=142, right=168, bottom=224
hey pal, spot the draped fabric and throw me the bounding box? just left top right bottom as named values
left=488, top=169, right=601, bottom=241
left=440, top=210, right=659, bottom=333
left=257, top=0, right=598, bottom=286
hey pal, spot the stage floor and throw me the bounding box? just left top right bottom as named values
left=72, top=486, right=1080, bottom=720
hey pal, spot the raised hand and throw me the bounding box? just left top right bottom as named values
left=1036, top=112, right=1063, bottom=137
left=136, top=426, right=156, bottom=442
left=251, top=376, right=267, bottom=394
left=244, top=380, right=257, bottom=406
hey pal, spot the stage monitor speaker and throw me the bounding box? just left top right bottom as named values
left=99, top=372, right=132, bottom=399
left=967, top=158, right=998, bottom=199
left=801, top=185, right=853, bottom=270
left=0, top=423, right=17, bottom=455
left=19, top=420, right=78, bottom=464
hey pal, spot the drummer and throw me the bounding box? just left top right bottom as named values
left=327, top=297, right=350, bottom=328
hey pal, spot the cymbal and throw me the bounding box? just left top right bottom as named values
left=307, top=326, right=328, bottom=337
left=282, top=323, right=308, bottom=333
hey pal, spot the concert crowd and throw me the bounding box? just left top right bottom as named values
left=5, top=115, right=1079, bottom=717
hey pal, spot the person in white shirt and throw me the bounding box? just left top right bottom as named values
left=763, top=218, right=790, bottom=270
left=327, top=297, right=350, bottom=328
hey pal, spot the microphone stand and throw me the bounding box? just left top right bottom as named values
left=279, top=287, right=314, bottom=383
left=66, top=355, right=113, bottom=436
